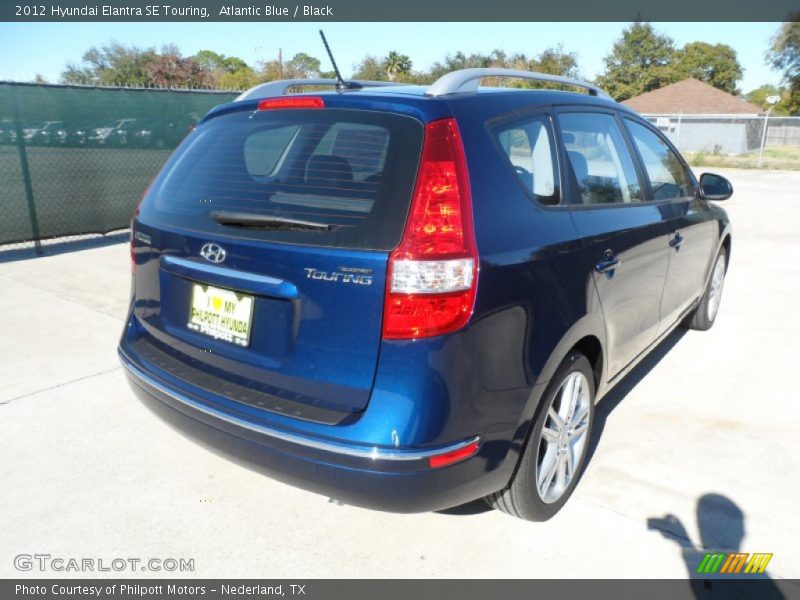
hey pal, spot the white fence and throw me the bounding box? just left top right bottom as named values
left=640, top=114, right=800, bottom=156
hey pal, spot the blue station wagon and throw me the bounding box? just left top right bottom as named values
left=119, top=69, right=732, bottom=521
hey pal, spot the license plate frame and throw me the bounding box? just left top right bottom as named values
left=187, top=283, right=255, bottom=347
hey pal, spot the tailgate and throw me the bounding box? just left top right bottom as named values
left=131, top=224, right=386, bottom=422
left=128, top=103, right=424, bottom=423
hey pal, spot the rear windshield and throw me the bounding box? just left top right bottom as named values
left=140, top=107, right=424, bottom=250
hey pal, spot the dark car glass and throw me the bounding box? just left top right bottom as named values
left=140, top=108, right=424, bottom=251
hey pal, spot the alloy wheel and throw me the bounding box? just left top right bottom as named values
left=707, top=254, right=726, bottom=321
left=535, top=371, right=591, bottom=504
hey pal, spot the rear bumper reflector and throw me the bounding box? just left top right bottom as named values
left=428, top=439, right=481, bottom=468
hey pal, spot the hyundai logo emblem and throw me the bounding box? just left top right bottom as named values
left=200, top=242, right=226, bottom=264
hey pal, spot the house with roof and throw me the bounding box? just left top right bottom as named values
left=622, top=78, right=763, bottom=154
left=623, top=77, right=762, bottom=115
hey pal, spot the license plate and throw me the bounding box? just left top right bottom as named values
left=187, top=284, right=254, bottom=347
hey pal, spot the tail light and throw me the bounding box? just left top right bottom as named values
left=382, top=118, right=478, bottom=340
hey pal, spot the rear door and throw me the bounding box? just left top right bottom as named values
left=623, top=118, right=718, bottom=333
left=130, top=105, right=423, bottom=423
left=555, top=109, right=671, bottom=379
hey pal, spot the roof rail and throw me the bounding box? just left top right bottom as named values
left=235, top=79, right=402, bottom=101
left=426, top=68, right=613, bottom=100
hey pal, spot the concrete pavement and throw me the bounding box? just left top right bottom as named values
left=1, top=168, right=798, bottom=580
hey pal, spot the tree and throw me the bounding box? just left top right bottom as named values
left=223, top=56, right=250, bottom=73
left=249, top=51, right=327, bottom=85
left=533, top=46, right=580, bottom=79
left=352, top=56, right=388, bottom=81
left=257, top=58, right=283, bottom=82
left=675, top=42, right=742, bottom=94
left=61, top=63, right=95, bottom=85
left=59, top=41, right=260, bottom=89
left=284, top=52, right=322, bottom=79
left=145, top=52, right=211, bottom=88
left=426, top=47, right=580, bottom=89
left=60, top=41, right=157, bottom=86
left=383, top=51, right=412, bottom=81
left=767, top=15, right=800, bottom=114
left=428, top=51, right=495, bottom=81
left=217, top=68, right=259, bottom=90
left=745, top=84, right=791, bottom=115
left=193, top=50, right=229, bottom=73
left=596, top=22, right=678, bottom=101
left=509, top=46, right=581, bottom=90
left=193, top=50, right=256, bottom=89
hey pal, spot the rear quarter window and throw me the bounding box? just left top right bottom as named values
left=492, top=114, right=560, bottom=206
left=141, top=108, right=424, bottom=251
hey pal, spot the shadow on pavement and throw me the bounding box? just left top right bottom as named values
left=585, top=327, right=687, bottom=467
left=648, top=493, right=784, bottom=598
left=437, top=499, right=492, bottom=516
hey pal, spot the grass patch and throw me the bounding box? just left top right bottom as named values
left=685, top=146, right=800, bottom=171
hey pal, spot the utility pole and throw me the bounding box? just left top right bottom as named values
left=278, top=48, right=283, bottom=79
left=758, top=95, right=780, bottom=167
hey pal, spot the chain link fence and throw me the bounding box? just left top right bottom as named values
left=641, top=114, right=800, bottom=169
left=0, top=82, right=237, bottom=249
left=2, top=85, right=799, bottom=252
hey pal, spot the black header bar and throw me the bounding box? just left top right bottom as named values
left=2, top=0, right=799, bottom=22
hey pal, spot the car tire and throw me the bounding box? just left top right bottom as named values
left=684, top=247, right=727, bottom=331
left=485, top=350, right=595, bottom=521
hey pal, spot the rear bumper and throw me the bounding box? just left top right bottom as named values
left=119, top=348, right=511, bottom=513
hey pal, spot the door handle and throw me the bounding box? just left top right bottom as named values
left=595, top=250, right=619, bottom=278
left=669, top=232, right=684, bottom=250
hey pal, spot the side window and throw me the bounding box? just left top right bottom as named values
left=494, top=115, right=560, bottom=206
left=557, top=112, right=642, bottom=205
left=625, top=119, right=692, bottom=200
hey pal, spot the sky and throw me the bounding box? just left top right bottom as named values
left=0, top=22, right=786, bottom=93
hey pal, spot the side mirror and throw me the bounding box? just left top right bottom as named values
left=698, top=173, right=733, bottom=201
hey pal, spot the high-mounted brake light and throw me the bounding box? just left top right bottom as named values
left=382, top=118, right=478, bottom=340
left=257, top=96, right=325, bottom=110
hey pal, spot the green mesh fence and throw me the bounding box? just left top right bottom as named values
left=0, top=82, right=237, bottom=246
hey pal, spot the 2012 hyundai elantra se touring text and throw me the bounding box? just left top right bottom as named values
left=119, top=68, right=732, bottom=521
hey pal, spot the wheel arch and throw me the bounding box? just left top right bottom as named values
left=721, top=233, right=732, bottom=270
left=573, top=335, right=603, bottom=390
left=532, top=313, right=607, bottom=400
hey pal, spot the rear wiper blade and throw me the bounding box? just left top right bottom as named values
left=210, top=210, right=332, bottom=231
